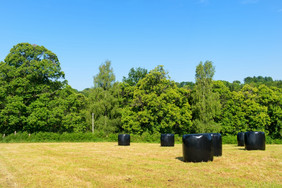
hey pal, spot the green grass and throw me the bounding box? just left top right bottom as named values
left=0, top=143, right=281, bottom=187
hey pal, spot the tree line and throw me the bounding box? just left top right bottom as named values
left=0, top=43, right=281, bottom=139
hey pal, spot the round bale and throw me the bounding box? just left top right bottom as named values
left=182, top=133, right=213, bottom=162
left=161, top=134, right=175, bottom=147
left=237, top=132, right=245, bottom=146
left=245, top=131, right=265, bottom=150
left=210, top=133, right=222, bottom=156
left=118, top=134, right=130, bottom=146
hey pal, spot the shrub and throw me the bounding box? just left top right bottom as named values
left=222, top=135, right=237, bottom=144
left=0, top=132, right=281, bottom=144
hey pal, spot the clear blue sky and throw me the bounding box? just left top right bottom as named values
left=1, top=0, right=281, bottom=91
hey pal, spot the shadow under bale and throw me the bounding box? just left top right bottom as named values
left=237, top=132, right=245, bottom=146
left=182, top=133, right=213, bottom=162
left=161, top=134, right=174, bottom=147
left=118, top=134, right=130, bottom=146
left=245, top=131, right=265, bottom=150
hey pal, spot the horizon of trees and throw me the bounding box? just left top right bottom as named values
left=0, top=43, right=281, bottom=139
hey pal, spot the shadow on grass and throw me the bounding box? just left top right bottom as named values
left=234, top=145, right=246, bottom=150
left=115, top=145, right=130, bottom=147
left=175, top=157, right=184, bottom=162
left=238, top=148, right=246, bottom=150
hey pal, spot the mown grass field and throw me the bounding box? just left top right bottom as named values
left=0, top=143, right=281, bottom=187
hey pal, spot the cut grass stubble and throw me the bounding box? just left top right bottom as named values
left=0, top=143, right=281, bottom=187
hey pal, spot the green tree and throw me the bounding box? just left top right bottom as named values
left=88, top=61, right=121, bottom=134
left=122, top=67, right=148, bottom=86
left=191, top=61, right=221, bottom=133
left=244, top=76, right=273, bottom=84
left=0, top=43, right=86, bottom=133
left=218, top=84, right=271, bottom=135
left=243, top=76, right=282, bottom=88
left=231, top=80, right=242, bottom=91
left=176, top=81, right=195, bottom=90
left=256, top=85, right=282, bottom=138
left=25, top=85, right=88, bottom=133
left=94, top=61, right=115, bottom=90
left=121, top=65, right=192, bottom=134
left=0, top=43, right=64, bottom=133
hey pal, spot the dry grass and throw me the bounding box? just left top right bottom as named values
left=0, top=142, right=281, bottom=187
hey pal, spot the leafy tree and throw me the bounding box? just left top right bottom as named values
left=119, top=82, right=135, bottom=107
left=191, top=61, right=221, bottom=133
left=213, top=80, right=280, bottom=137
left=88, top=61, right=121, bottom=134
left=256, top=85, right=282, bottom=138
left=213, top=81, right=232, bottom=105
left=121, top=65, right=192, bottom=134
left=176, top=81, right=195, bottom=90
left=122, top=67, right=148, bottom=86
left=243, top=76, right=282, bottom=88
left=80, top=88, right=91, bottom=97
left=24, top=85, right=88, bottom=133
left=231, top=80, right=242, bottom=91
left=218, top=80, right=242, bottom=92
left=87, top=85, right=122, bottom=134
left=0, top=43, right=64, bottom=133
left=218, top=84, right=271, bottom=135
left=244, top=76, right=273, bottom=84
left=0, top=43, right=86, bottom=133
left=93, top=61, right=115, bottom=90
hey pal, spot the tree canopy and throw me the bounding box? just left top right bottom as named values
left=121, top=65, right=192, bottom=134
left=0, top=43, right=281, bottom=139
left=0, top=43, right=86, bottom=133
left=122, top=67, right=148, bottom=86
left=87, top=61, right=121, bottom=134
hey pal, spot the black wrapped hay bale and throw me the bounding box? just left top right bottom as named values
left=118, top=134, right=130, bottom=146
left=237, top=132, right=245, bottom=146
left=161, top=134, right=174, bottom=147
left=245, top=131, right=265, bottom=150
left=182, top=133, right=213, bottom=162
left=210, top=133, right=222, bottom=156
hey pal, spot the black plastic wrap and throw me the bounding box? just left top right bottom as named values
left=245, top=131, right=265, bottom=150
left=237, top=132, right=245, bottom=146
left=118, top=134, right=130, bottom=146
left=210, top=133, right=222, bottom=156
left=161, top=134, right=175, bottom=147
left=182, top=133, right=213, bottom=162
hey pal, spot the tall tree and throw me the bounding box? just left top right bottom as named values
left=0, top=43, right=86, bottom=133
left=191, top=61, right=221, bottom=133
left=89, top=61, right=121, bottom=134
left=94, top=61, right=115, bottom=90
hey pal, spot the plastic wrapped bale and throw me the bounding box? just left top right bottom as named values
left=237, top=132, right=245, bottom=146
left=210, top=133, right=222, bottom=156
left=160, top=134, right=174, bottom=147
left=118, top=134, right=130, bottom=146
left=182, top=134, right=213, bottom=162
left=244, top=131, right=265, bottom=150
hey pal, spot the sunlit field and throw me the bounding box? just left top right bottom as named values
left=0, top=143, right=281, bottom=187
